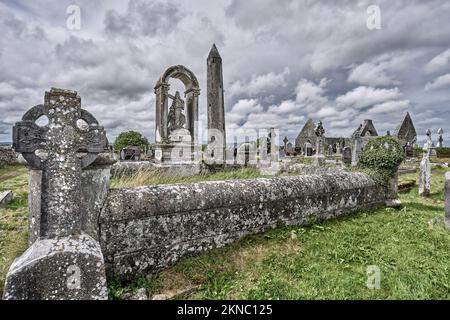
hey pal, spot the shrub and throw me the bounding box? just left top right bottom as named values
left=436, top=147, right=450, bottom=158
left=358, top=136, right=405, bottom=186
left=114, top=131, right=149, bottom=152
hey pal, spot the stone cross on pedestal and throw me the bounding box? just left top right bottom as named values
left=437, top=128, right=444, bottom=148
left=283, top=137, right=288, bottom=153
left=3, top=88, right=109, bottom=300
left=313, top=120, right=325, bottom=166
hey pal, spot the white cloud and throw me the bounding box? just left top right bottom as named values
left=227, top=67, right=290, bottom=98
left=425, top=73, right=450, bottom=91
left=348, top=62, right=397, bottom=86
left=425, top=49, right=450, bottom=74
left=336, top=86, right=402, bottom=110
left=367, top=100, right=410, bottom=114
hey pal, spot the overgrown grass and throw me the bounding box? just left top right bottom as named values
left=111, top=167, right=277, bottom=189
left=111, top=167, right=450, bottom=300
left=0, top=165, right=29, bottom=297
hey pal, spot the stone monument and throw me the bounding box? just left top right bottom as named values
left=154, top=65, right=200, bottom=164
left=437, top=128, right=444, bottom=148
left=445, top=172, right=450, bottom=230
left=3, top=88, right=109, bottom=300
left=352, top=130, right=363, bottom=167
left=207, top=44, right=226, bottom=163
left=313, top=120, right=325, bottom=166
left=419, top=147, right=431, bottom=197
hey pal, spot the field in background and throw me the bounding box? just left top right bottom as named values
left=0, top=164, right=449, bottom=299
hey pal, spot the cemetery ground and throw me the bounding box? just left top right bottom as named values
left=1, top=163, right=449, bottom=299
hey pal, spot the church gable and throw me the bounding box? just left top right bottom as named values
left=394, top=112, right=417, bottom=144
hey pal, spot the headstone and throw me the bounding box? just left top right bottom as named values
left=419, top=149, right=431, bottom=197
left=0, top=190, right=13, bottom=207
left=342, top=147, right=352, bottom=165
left=404, top=142, right=413, bottom=158
left=352, top=131, right=363, bottom=166
left=335, top=142, right=341, bottom=155
left=445, top=172, right=450, bottom=230
left=328, top=144, right=333, bottom=156
left=3, top=88, right=109, bottom=300
left=286, top=142, right=293, bottom=155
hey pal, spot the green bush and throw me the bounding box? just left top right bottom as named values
left=114, top=131, right=149, bottom=152
left=413, top=146, right=424, bottom=158
left=436, top=147, right=450, bottom=158
left=358, top=136, right=405, bottom=185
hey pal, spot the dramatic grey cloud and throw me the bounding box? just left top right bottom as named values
left=1, top=0, right=450, bottom=146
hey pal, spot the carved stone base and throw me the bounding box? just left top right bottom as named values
left=3, top=233, right=108, bottom=300
left=154, top=143, right=199, bottom=164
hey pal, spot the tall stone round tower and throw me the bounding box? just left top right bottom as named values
left=207, top=43, right=226, bottom=162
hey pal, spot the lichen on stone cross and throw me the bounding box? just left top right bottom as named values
left=13, top=88, right=107, bottom=238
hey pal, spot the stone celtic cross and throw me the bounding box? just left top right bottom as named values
left=13, top=88, right=108, bottom=238
left=4, top=88, right=109, bottom=300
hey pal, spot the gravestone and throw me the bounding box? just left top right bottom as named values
left=352, top=132, right=363, bottom=166
left=445, top=172, right=450, bottom=230
left=342, top=147, right=352, bottom=165
left=3, top=88, right=109, bottom=300
left=336, top=142, right=341, bottom=155
left=419, top=149, right=431, bottom=197
left=120, top=146, right=141, bottom=161
left=286, top=142, right=293, bottom=155
left=328, top=144, right=333, bottom=156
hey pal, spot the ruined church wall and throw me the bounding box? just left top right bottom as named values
left=99, top=171, right=387, bottom=281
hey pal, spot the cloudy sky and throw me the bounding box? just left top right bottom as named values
left=1, top=0, right=450, bottom=145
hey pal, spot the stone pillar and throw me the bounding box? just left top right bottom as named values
left=352, top=133, right=363, bottom=167
left=3, top=88, right=109, bottom=300
left=207, top=44, right=226, bottom=163
left=419, top=150, right=431, bottom=197
left=313, top=121, right=325, bottom=166
left=445, top=172, right=450, bottom=230
left=154, top=83, right=170, bottom=144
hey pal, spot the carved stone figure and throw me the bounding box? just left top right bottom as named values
left=167, top=91, right=186, bottom=133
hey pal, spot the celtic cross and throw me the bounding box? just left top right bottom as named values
left=13, top=88, right=108, bottom=238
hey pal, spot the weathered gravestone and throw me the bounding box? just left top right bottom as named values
left=419, top=149, right=431, bottom=197
left=3, top=88, right=109, bottom=300
left=313, top=120, right=325, bottom=166
left=445, top=172, right=450, bottom=230
left=342, top=146, right=352, bottom=165
left=352, top=132, right=363, bottom=167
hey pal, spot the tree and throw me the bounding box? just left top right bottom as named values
left=114, top=131, right=149, bottom=152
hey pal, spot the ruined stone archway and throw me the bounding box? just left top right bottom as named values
left=154, top=65, right=200, bottom=163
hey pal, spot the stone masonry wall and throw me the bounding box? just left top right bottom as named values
left=100, top=171, right=387, bottom=281
left=0, top=146, right=18, bottom=167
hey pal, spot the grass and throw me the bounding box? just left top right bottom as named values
left=111, top=167, right=280, bottom=189
left=0, top=165, right=29, bottom=297
left=110, top=167, right=450, bottom=300
left=1, top=164, right=449, bottom=300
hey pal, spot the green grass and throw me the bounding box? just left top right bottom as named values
left=111, top=167, right=450, bottom=300
left=0, top=165, right=29, bottom=297
left=111, top=167, right=280, bottom=188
